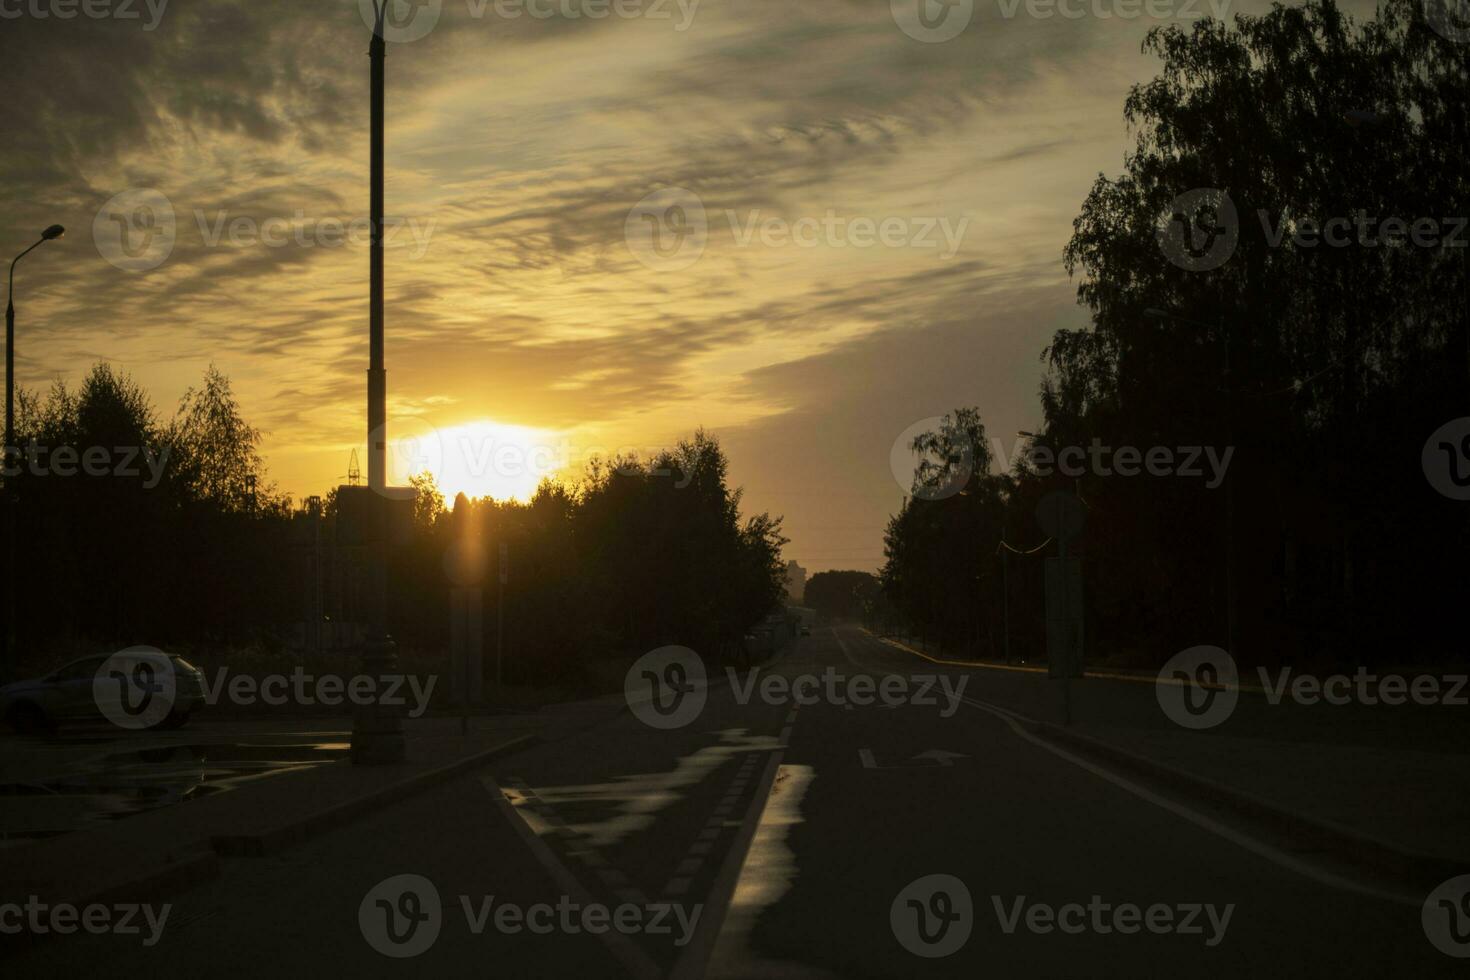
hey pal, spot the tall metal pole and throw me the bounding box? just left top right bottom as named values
left=352, top=3, right=405, bottom=764
left=368, top=20, right=386, bottom=494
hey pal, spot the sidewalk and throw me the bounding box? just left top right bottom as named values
left=877, top=635, right=1470, bottom=885
left=0, top=696, right=628, bottom=940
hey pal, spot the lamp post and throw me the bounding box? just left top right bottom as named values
left=4, top=223, right=64, bottom=676
left=351, top=1, right=406, bottom=764
left=1144, top=306, right=1237, bottom=656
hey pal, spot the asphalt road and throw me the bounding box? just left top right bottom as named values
left=7, top=626, right=1459, bottom=977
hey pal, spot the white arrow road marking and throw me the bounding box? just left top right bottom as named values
left=859, top=748, right=968, bottom=769
left=527, top=729, right=780, bottom=848
left=482, top=774, right=663, bottom=980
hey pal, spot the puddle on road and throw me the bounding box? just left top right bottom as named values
left=708, top=764, right=839, bottom=980
left=0, top=741, right=348, bottom=848
left=523, top=729, right=782, bottom=849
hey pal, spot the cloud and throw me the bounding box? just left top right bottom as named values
left=3, top=0, right=1364, bottom=564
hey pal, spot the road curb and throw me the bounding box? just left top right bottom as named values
left=873, top=632, right=1470, bottom=889
left=1023, top=718, right=1469, bottom=889
left=211, top=732, right=541, bottom=857
left=0, top=847, right=222, bottom=962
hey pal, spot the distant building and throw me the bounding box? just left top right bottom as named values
left=784, top=560, right=807, bottom=603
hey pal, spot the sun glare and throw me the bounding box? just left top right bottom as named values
left=390, top=419, right=562, bottom=503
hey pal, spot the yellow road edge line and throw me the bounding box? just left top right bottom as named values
left=864, top=629, right=1268, bottom=694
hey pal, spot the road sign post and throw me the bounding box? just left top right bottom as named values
left=497, top=541, right=508, bottom=690
left=1038, top=490, right=1086, bottom=725
left=444, top=532, right=487, bottom=736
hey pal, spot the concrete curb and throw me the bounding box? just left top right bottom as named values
left=0, top=848, right=223, bottom=962
left=873, top=632, right=1470, bottom=890
left=211, top=732, right=541, bottom=857
left=0, top=735, right=541, bottom=962
left=1024, top=718, right=1469, bottom=889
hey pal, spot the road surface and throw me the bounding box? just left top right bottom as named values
left=8, top=626, right=1457, bottom=977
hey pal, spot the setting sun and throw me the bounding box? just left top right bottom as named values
left=390, top=419, right=563, bottom=503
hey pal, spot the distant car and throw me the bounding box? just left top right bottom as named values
left=0, top=651, right=206, bottom=733
left=800, top=625, right=811, bottom=636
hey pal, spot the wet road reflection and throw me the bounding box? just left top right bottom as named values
left=0, top=740, right=348, bottom=848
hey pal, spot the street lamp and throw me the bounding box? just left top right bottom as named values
left=4, top=223, right=64, bottom=676
left=1144, top=305, right=1237, bottom=656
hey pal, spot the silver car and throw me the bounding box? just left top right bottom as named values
left=0, top=652, right=207, bottom=733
